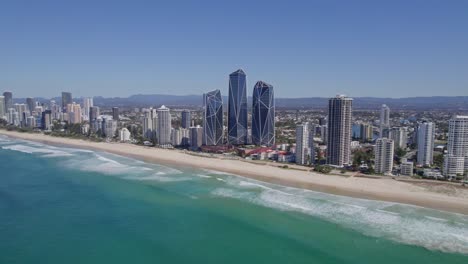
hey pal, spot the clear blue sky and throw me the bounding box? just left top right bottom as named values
left=1, top=0, right=467, bottom=98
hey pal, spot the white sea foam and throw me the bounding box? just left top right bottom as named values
left=210, top=184, right=468, bottom=255
left=2, top=144, right=73, bottom=157
left=195, top=174, right=212, bottom=178
left=125, top=173, right=191, bottom=182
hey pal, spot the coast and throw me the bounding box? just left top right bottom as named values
left=1, top=129, right=467, bottom=215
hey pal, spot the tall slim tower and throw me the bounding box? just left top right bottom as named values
left=203, top=90, right=223, bottom=146
left=417, top=122, right=435, bottom=166
left=3, top=91, right=12, bottom=113
left=112, top=107, right=119, bottom=121
left=443, top=116, right=468, bottom=178
left=83, top=97, right=93, bottom=120
left=61, top=92, right=72, bottom=112
left=26, top=97, right=35, bottom=114
left=181, top=110, right=191, bottom=129
left=0, top=96, right=5, bottom=119
left=296, top=123, right=311, bottom=165
left=380, top=104, right=390, bottom=138
left=326, top=95, right=353, bottom=166
left=227, top=69, right=248, bottom=145
left=251, top=81, right=275, bottom=146
left=374, top=138, right=394, bottom=174
left=157, top=105, right=172, bottom=146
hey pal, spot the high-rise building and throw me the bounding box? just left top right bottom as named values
left=327, top=95, right=353, bottom=166
left=112, top=107, right=119, bottom=121
left=252, top=81, right=275, bottom=146
left=41, top=110, right=52, bottom=130
left=157, top=105, right=172, bottom=146
left=61, top=92, right=72, bottom=112
left=0, top=96, right=5, bottom=119
left=203, top=90, right=223, bottom=146
left=69, top=103, right=82, bottom=124
left=417, top=122, right=435, bottom=166
left=181, top=110, right=191, bottom=129
left=143, top=110, right=154, bottom=140
left=83, top=97, right=93, bottom=120
left=380, top=104, right=390, bottom=138
left=374, top=138, right=394, bottom=174
left=296, top=123, right=311, bottom=165
left=26, top=97, right=35, bottom=114
left=89, top=106, right=100, bottom=121
left=390, top=127, right=408, bottom=150
left=227, top=69, right=248, bottom=145
left=190, top=125, right=203, bottom=150
left=3, top=91, right=12, bottom=114
left=443, top=116, right=468, bottom=178
left=360, top=123, right=373, bottom=141
left=103, top=118, right=117, bottom=138
left=14, top=104, right=28, bottom=123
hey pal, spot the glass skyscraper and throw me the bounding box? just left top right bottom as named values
left=227, top=69, right=248, bottom=145
left=61, top=92, right=72, bottom=112
left=3, top=91, right=12, bottom=113
left=251, top=81, right=275, bottom=146
left=203, top=89, right=223, bottom=146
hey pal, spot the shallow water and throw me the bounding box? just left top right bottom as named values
left=0, top=135, right=467, bottom=263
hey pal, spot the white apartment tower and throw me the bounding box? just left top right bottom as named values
left=380, top=104, right=390, bottom=138
left=374, top=138, right=394, bottom=174
left=296, top=123, right=311, bottom=165
left=443, top=116, right=468, bottom=178
left=157, top=105, right=172, bottom=146
left=417, top=122, right=435, bottom=166
left=327, top=95, right=353, bottom=166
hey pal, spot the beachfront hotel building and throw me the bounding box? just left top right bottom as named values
left=157, top=105, right=172, bottom=146
left=380, top=104, right=390, bottom=138
left=190, top=125, right=203, bottom=150
left=251, top=81, right=275, bottom=147
left=417, top=122, right=435, bottom=166
left=112, top=107, right=119, bottom=121
left=374, top=138, right=394, bottom=174
left=443, top=116, right=468, bottom=178
left=227, top=69, right=248, bottom=145
left=326, top=95, right=353, bottom=167
left=203, top=89, right=223, bottom=146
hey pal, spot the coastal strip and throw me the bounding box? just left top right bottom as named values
left=1, top=130, right=467, bottom=215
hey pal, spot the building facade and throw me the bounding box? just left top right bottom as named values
left=227, top=69, right=248, bottom=145
left=157, top=105, right=172, bottom=146
left=374, top=138, right=394, bottom=174
left=251, top=81, right=275, bottom=146
left=417, top=122, right=435, bottom=166
left=327, top=95, right=353, bottom=166
left=181, top=110, right=191, bottom=129
left=203, top=90, right=223, bottom=146
left=443, top=116, right=468, bottom=178
left=61, top=92, right=72, bottom=112
left=380, top=104, right=390, bottom=138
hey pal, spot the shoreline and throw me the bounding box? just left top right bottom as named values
left=1, top=130, right=468, bottom=215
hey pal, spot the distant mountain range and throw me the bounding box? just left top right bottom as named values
left=14, top=94, right=468, bottom=110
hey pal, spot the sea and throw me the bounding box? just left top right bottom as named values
left=0, top=135, right=467, bottom=263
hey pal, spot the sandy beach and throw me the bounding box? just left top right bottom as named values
left=1, top=129, right=467, bottom=215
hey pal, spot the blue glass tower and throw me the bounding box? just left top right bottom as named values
left=203, top=90, right=223, bottom=146
left=228, top=69, right=248, bottom=145
left=252, top=81, right=275, bottom=146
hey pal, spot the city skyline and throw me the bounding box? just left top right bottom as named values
left=2, top=1, right=468, bottom=98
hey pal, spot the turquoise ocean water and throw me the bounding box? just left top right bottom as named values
left=0, top=135, right=467, bottom=263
